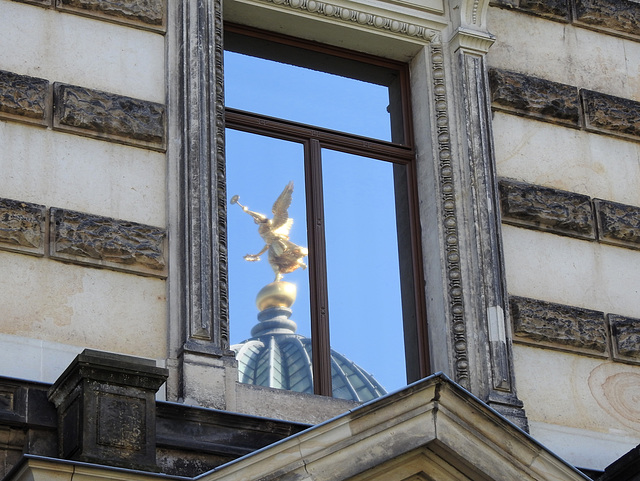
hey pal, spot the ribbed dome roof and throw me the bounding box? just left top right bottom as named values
left=232, top=305, right=387, bottom=402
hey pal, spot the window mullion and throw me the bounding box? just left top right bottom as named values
left=306, top=139, right=332, bottom=396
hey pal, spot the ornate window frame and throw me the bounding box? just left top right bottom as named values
left=165, top=0, right=528, bottom=428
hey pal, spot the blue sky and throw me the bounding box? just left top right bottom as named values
left=225, top=50, right=408, bottom=394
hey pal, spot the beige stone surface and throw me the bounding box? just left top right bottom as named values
left=0, top=0, right=165, bottom=102
left=486, top=7, right=640, bottom=102
left=494, top=113, right=640, bottom=208
left=503, top=225, right=640, bottom=319
left=514, top=345, right=640, bottom=468
left=0, top=122, right=166, bottom=227
left=0, top=251, right=167, bottom=361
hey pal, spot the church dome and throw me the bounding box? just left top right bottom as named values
left=232, top=302, right=387, bottom=403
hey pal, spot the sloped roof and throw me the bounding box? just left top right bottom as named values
left=198, top=373, right=591, bottom=481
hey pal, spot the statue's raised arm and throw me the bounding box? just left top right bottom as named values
left=230, top=182, right=308, bottom=282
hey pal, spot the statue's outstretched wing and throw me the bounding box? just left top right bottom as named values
left=272, top=182, right=294, bottom=232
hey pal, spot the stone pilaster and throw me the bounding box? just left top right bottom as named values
left=166, top=0, right=236, bottom=406
left=448, top=29, right=527, bottom=430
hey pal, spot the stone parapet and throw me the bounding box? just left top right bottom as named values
left=0, top=69, right=166, bottom=151
left=490, top=68, right=640, bottom=143
left=11, top=0, right=166, bottom=32
left=490, top=0, right=640, bottom=41
left=510, top=296, right=640, bottom=364
left=499, top=179, right=640, bottom=251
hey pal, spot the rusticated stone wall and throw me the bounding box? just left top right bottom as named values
left=489, top=68, right=640, bottom=143
left=0, top=70, right=165, bottom=150
left=11, top=0, right=165, bottom=32
left=499, top=179, right=640, bottom=251
left=490, top=0, right=640, bottom=40
left=0, top=197, right=166, bottom=277
left=510, top=296, right=640, bottom=364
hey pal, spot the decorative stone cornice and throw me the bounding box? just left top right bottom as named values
left=449, top=26, right=495, bottom=54
left=256, top=0, right=439, bottom=42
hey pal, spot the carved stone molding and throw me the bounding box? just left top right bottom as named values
left=254, top=0, right=438, bottom=42
left=167, top=0, right=230, bottom=360
left=50, top=208, right=167, bottom=277
left=53, top=83, right=166, bottom=151
left=488, top=68, right=581, bottom=128
left=594, top=198, right=640, bottom=250
left=510, top=296, right=609, bottom=356
left=0, top=70, right=50, bottom=127
left=499, top=179, right=595, bottom=240
left=56, top=0, right=166, bottom=31
left=12, top=0, right=166, bottom=32
left=609, top=314, right=640, bottom=364
left=0, top=198, right=46, bottom=256
left=429, top=43, right=471, bottom=389
left=582, top=89, right=640, bottom=142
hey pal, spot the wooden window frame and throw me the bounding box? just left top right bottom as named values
left=224, top=25, right=430, bottom=396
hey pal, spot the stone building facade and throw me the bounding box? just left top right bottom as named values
left=0, top=0, right=639, bottom=479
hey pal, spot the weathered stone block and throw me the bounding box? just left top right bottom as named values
left=50, top=208, right=166, bottom=277
left=48, top=350, right=168, bottom=470
left=55, top=0, right=165, bottom=31
left=10, top=0, right=52, bottom=7
left=53, top=83, right=165, bottom=150
left=489, top=69, right=580, bottom=127
left=0, top=70, right=49, bottom=125
left=594, top=199, right=640, bottom=250
left=582, top=90, right=640, bottom=142
left=489, top=0, right=570, bottom=21
left=609, top=314, right=640, bottom=363
left=499, top=179, right=595, bottom=239
left=574, top=0, right=640, bottom=40
left=510, top=296, right=608, bottom=355
left=0, top=198, right=46, bottom=256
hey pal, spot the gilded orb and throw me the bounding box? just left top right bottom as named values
left=256, top=281, right=297, bottom=311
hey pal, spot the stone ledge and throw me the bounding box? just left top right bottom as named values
left=594, top=199, right=640, bottom=250
left=0, top=198, right=47, bottom=256
left=0, top=70, right=50, bottom=127
left=574, top=0, right=640, bottom=40
left=488, top=68, right=581, bottom=128
left=510, top=296, right=609, bottom=356
left=499, top=179, right=595, bottom=239
left=608, top=314, right=640, bottom=363
left=53, top=83, right=165, bottom=151
left=50, top=207, right=167, bottom=278
left=582, top=90, right=640, bottom=142
left=489, top=0, right=570, bottom=22
left=11, top=0, right=165, bottom=33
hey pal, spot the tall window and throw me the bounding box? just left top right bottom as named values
left=225, top=25, right=428, bottom=398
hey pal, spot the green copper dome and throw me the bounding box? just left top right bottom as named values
left=232, top=305, right=387, bottom=402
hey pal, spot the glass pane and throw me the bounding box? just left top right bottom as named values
left=225, top=50, right=392, bottom=141
left=322, top=149, right=407, bottom=400
left=227, top=129, right=313, bottom=393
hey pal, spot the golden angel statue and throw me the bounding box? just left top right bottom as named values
left=230, top=182, right=308, bottom=282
